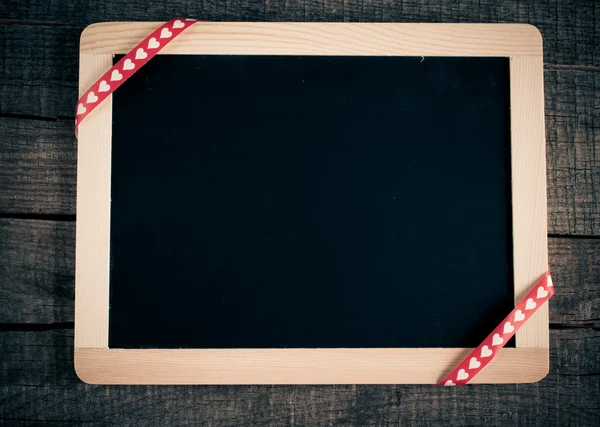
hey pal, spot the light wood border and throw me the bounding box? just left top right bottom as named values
left=75, top=22, right=548, bottom=384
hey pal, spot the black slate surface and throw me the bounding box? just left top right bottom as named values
left=109, top=55, right=513, bottom=349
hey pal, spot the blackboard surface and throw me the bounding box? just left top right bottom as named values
left=109, top=55, right=513, bottom=349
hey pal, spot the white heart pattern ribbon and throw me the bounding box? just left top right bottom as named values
left=439, top=272, right=554, bottom=386
left=75, top=18, right=198, bottom=130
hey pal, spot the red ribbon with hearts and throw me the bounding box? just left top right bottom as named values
left=75, top=18, right=198, bottom=129
left=439, top=272, right=554, bottom=386
left=75, top=19, right=555, bottom=386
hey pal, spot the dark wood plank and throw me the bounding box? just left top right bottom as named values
left=1, top=0, right=598, bottom=67
left=546, top=69, right=600, bottom=236
left=549, top=237, right=600, bottom=329
left=264, top=0, right=305, bottom=21
left=0, top=328, right=598, bottom=425
left=0, top=25, right=79, bottom=119
left=0, top=219, right=74, bottom=324
left=1, top=218, right=598, bottom=329
left=0, top=118, right=76, bottom=216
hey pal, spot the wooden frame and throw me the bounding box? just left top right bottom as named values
left=75, top=22, right=548, bottom=384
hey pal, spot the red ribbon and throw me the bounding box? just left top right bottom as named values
left=439, top=272, right=554, bottom=386
left=75, top=18, right=197, bottom=129
left=76, top=19, right=555, bottom=386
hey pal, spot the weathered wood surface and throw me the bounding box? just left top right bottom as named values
left=1, top=328, right=598, bottom=425
left=0, top=26, right=79, bottom=119
left=1, top=0, right=599, bottom=425
left=0, top=118, right=76, bottom=216
left=0, top=219, right=74, bottom=324
left=548, top=237, right=600, bottom=329
left=545, top=70, right=600, bottom=237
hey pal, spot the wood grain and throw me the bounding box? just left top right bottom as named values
left=79, top=22, right=543, bottom=56
left=1, top=328, right=598, bottom=425
left=546, top=69, right=600, bottom=236
left=509, top=56, right=548, bottom=348
left=74, top=54, right=112, bottom=350
left=0, top=118, right=76, bottom=216
left=0, top=25, right=79, bottom=119
left=74, top=347, right=548, bottom=385
left=0, top=219, right=74, bottom=324
left=549, top=238, right=600, bottom=329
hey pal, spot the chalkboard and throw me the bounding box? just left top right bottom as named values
left=108, top=55, right=513, bottom=350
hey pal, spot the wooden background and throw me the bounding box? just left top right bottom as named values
left=0, top=0, right=598, bottom=425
